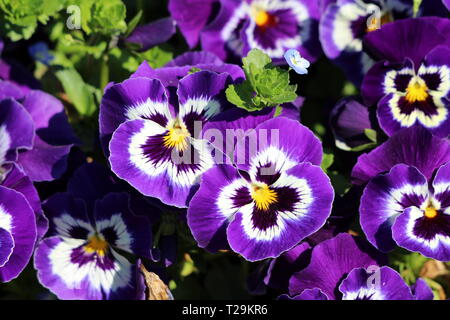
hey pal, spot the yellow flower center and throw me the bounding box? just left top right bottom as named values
left=405, top=78, right=429, bottom=103
left=163, top=120, right=190, bottom=151
left=84, top=234, right=109, bottom=256
left=424, top=206, right=438, bottom=219
left=366, top=11, right=393, bottom=32
left=255, top=10, right=270, bottom=26
left=251, top=183, right=278, bottom=211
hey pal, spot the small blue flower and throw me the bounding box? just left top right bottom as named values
left=28, top=42, right=54, bottom=66
left=284, top=49, right=310, bottom=75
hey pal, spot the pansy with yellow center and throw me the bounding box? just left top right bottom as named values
left=188, top=117, right=334, bottom=261
left=105, top=70, right=232, bottom=208
left=34, top=163, right=154, bottom=299
left=201, top=0, right=322, bottom=64
left=319, top=0, right=446, bottom=85
left=360, top=162, right=450, bottom=261
left=362, top=18, right=450, bottom=138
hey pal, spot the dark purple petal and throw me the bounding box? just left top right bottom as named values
left=67, top=162, right=122, bottom=213
left=0, top=80, right=24, bottom=100
left=0, top=228, right=13, bottom=267
left=2, top=164, right=40, bottom=215
left=177, top=71, right=232, bottom=134
left=339, top=266, right=414, bottom=300
left=165, top=51, right=222, bottom=67
left=22, top=90, right=79, bottom=146
left=444, top=0, right=450, bottom=10
left=42, top=192, right=92, bottom=239
left=99, top=77, right=170, bottom=154
left=264, top=242, right=311, bottom=291
left=17, top=136, right=72, bottom=182
left=351, top=126, right=450, bottom=185
left=130, top=60, right=244, bottom=89
left=364, top=17, right=450, bottom=67
left=187, top=164, right=244, bottom=252
left=330, top=97, right=373, bottom=150
left=203, top=108, right=275, bottom=163
left=0, top=98, right=34, bottom=162
left=279, top=288, right=329, bottom=300
left=2, top=164, right=46, bottom=238
left=126, top=17, right=176, bottom=51
left=201, top=0, right=244, bottom=60
left=411, top=278, right=434, bottom=300
left=289, top=233, right=385, bottom=300
left=0, top=186, right=36, bottom=282
left=94, top=192, right=153, bottom=259
left=0, top=58, right=40, bottom=93
left=168, top=0, right=217, bottom=48
left=234, top=117, right=323, bottom=173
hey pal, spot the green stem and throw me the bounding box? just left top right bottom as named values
left=99, top=54, right=109, bottom=90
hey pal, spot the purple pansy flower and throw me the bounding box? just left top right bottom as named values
left=287, top=267, right=420, bottom=300
left=105, top=70, right=232, bottom=208
left=319, top=0, right=406, bottom=85
left=287, top=233, right=430, bottom=300
left=187, top=117, right=334, bottom=261
left=337, top=266, right=416, bottom=300
left=352, top=126, right=450, bottom=186
left=320, top=1, right=448, bottom=85
left=329, top=97, right=375, bottom=151
left=201, top=0, right=322, bottom=63
left=34, top=164, right=153, bottom=300
left=100, top=51, right=244, bottom=153
left=168, top=0, right=218, bottom=48
left=0, top=98, right=34, bottom=172
left=128, top=51, right=244, bottom=90
left=288, top=233, right=385, bottom=299
left=0, top=185, right=36, bottom=282
left=360, top=162, right=450, bottom=260
left=0, top=83, right=79, bottom=182
left=362, top=18, right=450, bottom=137
left=16, top=90, right=79, bottom=181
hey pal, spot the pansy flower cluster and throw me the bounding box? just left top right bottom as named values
left=1, top=0, right=450, bottom=301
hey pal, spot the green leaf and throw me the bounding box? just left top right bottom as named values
left=225, top=82, right=258, bottom=111
left=67, top=0, right=127, bottom=36
left=321, top=153, right=334, bottom=171
left=125, top=10, right=142, bottom=37
left=348, top=142, right=377, bottom=152
left=413, top=0, right=422, bottom=17
left=139, top=44, right=174, bottom=68
left=55, top=68, right=96, bottom=116
left=225, top=49, right=297, bottom=111
left=90, top=0, right=126, bottom=35
left=364, top=128, right=378, bottom=143
left=0, top=0, right=65, bottom=40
